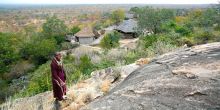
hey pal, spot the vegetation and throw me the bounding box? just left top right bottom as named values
left=1, top=4, right=220, bottom=105
left=42, top=16, right=68, bottom=45
left=137, top=7, right=175, bottom=34
left=100, top=31, right=121, bottom=49
left=110, top=9, right=125, bottom=25
left=70, top=26, right=81, bottom=35
left=0, top=33, right=20, bottom=74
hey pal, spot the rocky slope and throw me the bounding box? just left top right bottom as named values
left=1, top=42, right=220, bottom=110
left=0, top=63, right=140, bottom=110
left=81, top=42, right=220, bottom=110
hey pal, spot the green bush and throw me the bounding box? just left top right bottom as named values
left=141, top=35, right=158, bottom=48
left=61, top=42, right=77, bottom=50
left=68, top=69, right=82, bottom=84
left=70, top=26, right=80, bottom=35
left=100, top=31, right=121, bottom=49
left=78, top=55, right=94, bottom=76
left=193, top=30, right=216, bottom=45
left=95, top=59, right=115, bottom=69
left=25, top=62, right=51, bottom=96
left=42, top=16, right=68, bottom=37
left=110, top=9, right=125, bottom=24
left=175, top=25, right=191, bottom=36
left=54, top=35, right=65, bottom=45
left=21, top=38, right=57, bottom=65
left=0, top=33, right=20, bottom=74
left=146, top=41, right=177, bottom=57
left=124, top=51, right=138, bottom=64
left=177, top=36, right=194, bottom=47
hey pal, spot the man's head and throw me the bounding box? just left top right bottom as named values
left=55, top=52, right=62, bottom=61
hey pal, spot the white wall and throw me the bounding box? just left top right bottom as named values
left=79, top=37, right=94, bottom=44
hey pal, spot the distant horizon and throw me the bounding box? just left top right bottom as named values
left=0, top=0, right=218, bottom=5
left=0, top=3, right=218, bottom=5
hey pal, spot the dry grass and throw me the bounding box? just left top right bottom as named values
left=135, top=58, right=151, bottom=66
left=70, top=45, right=102, bottom=64
left=75, top=93, right=92, bottom=106
left=100, top=80, right=111, bottom=94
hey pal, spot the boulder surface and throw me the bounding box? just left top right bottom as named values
left=81, top=42, right=220, bottom=110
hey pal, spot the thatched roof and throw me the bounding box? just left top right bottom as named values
left=75, top=27, right=95, bottom=38
left=115, top=19, right=137, bottom=33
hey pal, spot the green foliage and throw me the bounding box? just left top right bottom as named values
left=68, top=69, right=82, bottom=83
left=21, top=38, right=57, bottom=65
left=137, top=7, right=175, bottom=34
left=100, top=31, right=121, bottom=49
left=70, top=26, right=81, bottom=35
left=146, top=41, right=177, bottom=57
left=177, top=36, right=194, bottom=47
left=129, top=7, right=141, bottom=14
left=95, top=59, right=115, bottom=69
left=61, top=42, right=78, bottom=50
left=42, top=16, right=67, bottom=44
left=0, top=33, right=20, bottom=74
left=124, top=51, right=138, bottom=64
left=26, top=62, right=51, bottom=96
left=174, top=25, right=191, bottom=36
left=78, top=55, right=94, bottom=76
left=141, top=35, right=158, bottom=48
left=111, top=9, right=125, bottom=24
left=193, top=30, right=216, bottom=45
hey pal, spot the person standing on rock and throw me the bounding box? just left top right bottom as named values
left=51, top=52, right=67, bottom=101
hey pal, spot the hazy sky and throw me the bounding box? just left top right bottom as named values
left=0, top=0, right=219, bottom=4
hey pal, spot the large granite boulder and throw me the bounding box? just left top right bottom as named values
left=81, top=42, right=220, bottom=110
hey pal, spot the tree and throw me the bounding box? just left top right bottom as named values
left=137, top=7, right=175, bottom=34
left=70, top=26, right=80, bottom=35
left=21, top=38, right=57, bottom=65
left=100, top=31, right=121, bottom=49
left=42, top=15, right=68, bottom=38
left=111, top=9, right=125, bottom=25
left=0, top=33, right=19, bottom=74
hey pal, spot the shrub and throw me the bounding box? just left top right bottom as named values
left=42, top=16, right=68, bottom=37
left=193, top=30, right=216, bottom=45
left=110, top=9, right=125, bottom=24
left=95, top=59, right=115, bottom=69
left=146, top=41, right=177, bottom=57
left=177, top=37, right=194, bottom=47
left=24, top=62, right=52, bottom=96
left=0, top=33, right=20, bottom=74
left=70, top=26, right=81, bottom=35
left=78, top=55, right=94, bottom=76
left=141, top=35, right=158, bottom=48
left=124, top=51, right=138, bottom=64
left=68, top=69, right=82, bottom=84
left=61, top=42, right=76, bottom=50
left=20, top=38, right=57, bottom=65
left=175, top=25, right=191, bottom=36
left=54, top=35, right=65, bottom=45
left=100, top=31, right=121, bottom=49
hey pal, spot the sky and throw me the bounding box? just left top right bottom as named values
left=0, top=0, right=219, bottom=4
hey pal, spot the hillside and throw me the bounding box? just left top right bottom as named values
left=82, top=42, right=220, bottom=110
left=1, top=42, right=220, bottom=110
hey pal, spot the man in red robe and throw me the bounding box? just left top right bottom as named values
left=51, top=52, right=67, bottom=101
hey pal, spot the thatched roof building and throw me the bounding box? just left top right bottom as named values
left=115, top=19, right=137, bottom=33
left=75, top=27, right=96, bottom=44
left=75, top=27, right=95, bottom=38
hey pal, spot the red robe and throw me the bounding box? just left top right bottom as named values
left=50, top=58, right=66, bottom=101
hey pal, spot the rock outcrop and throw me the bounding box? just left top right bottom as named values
left=1, top=42, right=220, bottom=110
left=81, top=42, right=220, bottom=110
left=0, top=63, right=140, bottom=110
